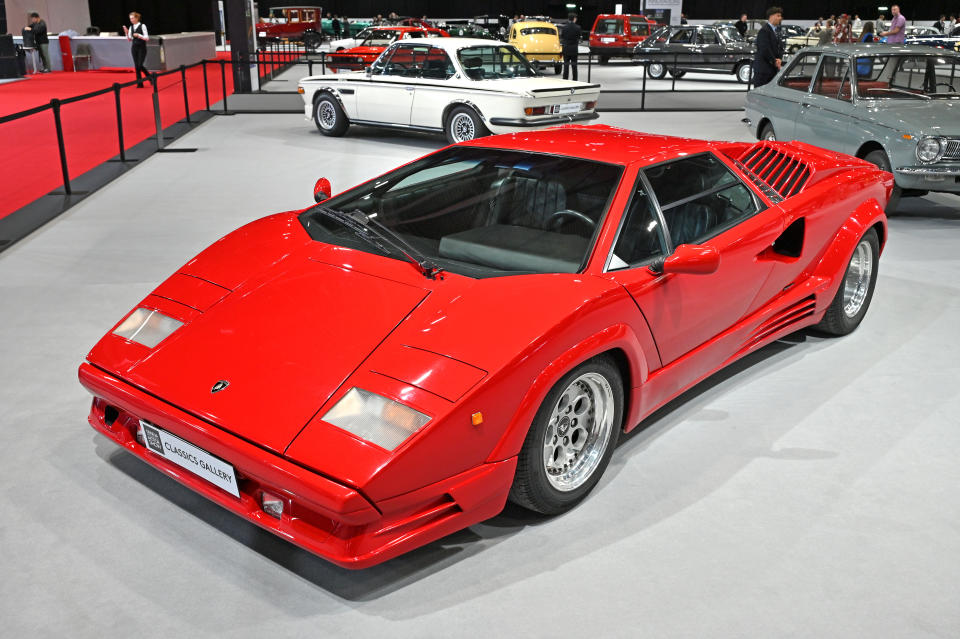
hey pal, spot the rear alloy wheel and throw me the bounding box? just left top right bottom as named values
left=863, top=149, right=902, bottom=213
left=314, top=94, right=349, bottom=136
left=509, top=356, right=623, bottom=515
left=815, top=228, right=880, bottom=336
left=736, top=62, right=753, bottom=83
left=668, top=69, right=686, bottom=78
left=759, top=122, right=776, bottom=141
left=445, top=106, right=488, bottom=144
left=647, top=62, right=666, bottom=78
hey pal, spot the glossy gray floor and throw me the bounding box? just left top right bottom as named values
left=1, top=112, right=958, bottom=638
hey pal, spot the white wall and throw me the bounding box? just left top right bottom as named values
left=7, top=0, right=92, bottom=33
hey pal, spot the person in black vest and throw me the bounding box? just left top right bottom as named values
left=735, top=14, right=749, bottom=38
left=751, top=7, right=783, bottom=88
left=559, top=13, right=581, bottom=81
left=25, top=12, right=50, bottom=72
left=124, top=12, right=150, bottom=87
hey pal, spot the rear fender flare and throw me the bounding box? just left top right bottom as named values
left=486, top=324, right=651, bottom=463
left=812, top=196, right=887, bottom=314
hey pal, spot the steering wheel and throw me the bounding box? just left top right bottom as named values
left=935, top=82, right=957, bottom=93
left=546, top=209, right=595, bottom=232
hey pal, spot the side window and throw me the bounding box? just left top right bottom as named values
left=630, top=21, right=650, bottom=36
left=669, top=28, right=694, bottom=44
left=779, top=52, right=821, bottom=91
left=288, top=9, right=299, bottom=22
left=699, top=29, right=719, bottom=44
left=813, top=55, right=852, bottom=101
left=511, top=27, right=517, bottom=39
left=383, top=45, right=428, bottom=77
left=645, top=154, right=759, bottom=247
left=610, top=182, right=666, bottom=269
left=421, top=47, right=455, bottom=79
left=596, top=19, right=624, bottom=35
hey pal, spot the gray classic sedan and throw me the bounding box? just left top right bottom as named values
left=634, top=24, right=756, bottom=83
left=744, top=44, right=960, bottom=209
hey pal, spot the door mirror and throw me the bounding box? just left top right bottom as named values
left=651, top=244, right=720, bottom=275
left=313, top=177, right=331, bottom=203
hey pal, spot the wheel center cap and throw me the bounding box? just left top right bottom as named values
left=558, top=416, right=571, bottom=434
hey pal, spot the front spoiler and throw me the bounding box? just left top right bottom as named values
left=489, top=111, right=600, bottom=127
left=78, top=362, right=516, bottom=569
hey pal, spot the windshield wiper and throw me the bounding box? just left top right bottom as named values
left=865, top=87, right=931, bottom=100
left=313, top=206, right=444, bottom=280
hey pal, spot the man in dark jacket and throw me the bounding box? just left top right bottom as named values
left=559, top=13, right=582, bottom=80
left=751, top=6, right=783, bottom=88
left=25, top=12, right=50, bottom=72
left=735, top=14, right=749, bottom=38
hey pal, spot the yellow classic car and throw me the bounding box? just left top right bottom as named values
left=509, top=20, right=563, bottom=73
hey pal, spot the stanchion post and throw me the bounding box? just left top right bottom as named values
left=587, top=50, right=592, bottom=82
left=641, top=64, right=647, bottom=110
left=671, top=53, right=677, bottom=91
left=51, top=98, right=72, bottom=195
left=321, top=52, right=326, bottom=75
left=112, top=83, right=126, bottom=162
left=219, top=59, right=228, bottom=113
left=202, top=60, right=210, bottom=110
left=180, top=65, right=190, bottom=123
left=151, top=73, right=164, bottom=150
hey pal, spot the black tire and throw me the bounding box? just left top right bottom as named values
left=735, top=62, right=753, bottom=84
left=509, top=356, right=623, bottom=515
left=554, top=62, right=563, bottom=74
left=599, top=55, right=610, bottom=64
left=313, top=93, right=349, bottom=136
left=444, top=106, right=489, bottom=144
left=668, top=69, right=686, bottom=78
left=759, top=122, right=776, bottom=141
left=863, top=149, right=901, bottom=213
left=302, top=31, right=322, bottom=51
left=647, top=62, right=666, bottom=79
left=815, top=227, right=880, bottom=336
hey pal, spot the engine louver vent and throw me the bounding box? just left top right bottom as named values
left=736, top=144, right=812, bottom=201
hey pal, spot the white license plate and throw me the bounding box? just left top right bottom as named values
left=258, top=32, right=266, bottom=37
left=138, top=420, right=240, bottom=497
left=601, top=37, right=615, bottom=43
left=556, top=102, right=583, bottom=114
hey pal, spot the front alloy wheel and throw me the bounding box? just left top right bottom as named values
left=736, top=62, right=753, bottom=83
left=510, top=356, right=623, bottom=514
left=647, top=62, right=666, bottom=79
left=815, top=227, right=880, bottom=336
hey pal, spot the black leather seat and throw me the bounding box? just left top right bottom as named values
left=664, top=202, right=717, bottom=246
left=490, top=176, right=566, bottom=229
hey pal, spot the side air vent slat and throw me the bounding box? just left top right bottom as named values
left=736, top=142, right=813, bottom=201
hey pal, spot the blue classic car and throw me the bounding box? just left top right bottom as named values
left=744, top=44, right=960, bottom=210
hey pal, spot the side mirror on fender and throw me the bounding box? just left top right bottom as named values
left=313, top=177, right=331, bottom=203
left=650, top=244, right=720, bottom=275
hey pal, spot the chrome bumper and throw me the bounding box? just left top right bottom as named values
left=896, top=165, right=960, bottom=177
left=489, top=112, right=600, bottom=127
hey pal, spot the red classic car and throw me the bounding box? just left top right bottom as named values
left=589, top=14, right=658, bottom=63
left=80, top=125, right=891, bottom=568
left=256, top=6, right=324, bottom=50
left=327, top=26, right=449, bottom=71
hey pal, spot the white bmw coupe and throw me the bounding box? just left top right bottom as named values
left=298, top=38, right=601, bottom=143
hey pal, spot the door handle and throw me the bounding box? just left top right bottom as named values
left=405, top=86, right=415, bottom=92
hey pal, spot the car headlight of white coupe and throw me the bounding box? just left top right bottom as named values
left=322, top=388, right=431, bottom=450
left=916, top=136, right=944, bottom=163
left=112, top=308, right=183, bottom=348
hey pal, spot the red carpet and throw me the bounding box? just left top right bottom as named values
left=0, top=54, right=283, bottom=220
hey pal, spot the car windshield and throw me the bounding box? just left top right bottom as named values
left=718, top=26, right=742, bottom=41
left=300, top=147, right=624, bottom=277
left=855, top=54, right=960, bottom=98
left=520, top=27, right=557, bottom=36
left=457, top=45, right=537, bottom=79
left=361, top=30, right=401, bottom=46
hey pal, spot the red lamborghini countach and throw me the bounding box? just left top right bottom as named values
left=80, top=125, right=891, bottom=568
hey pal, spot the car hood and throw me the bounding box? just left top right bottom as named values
left=109, top=257, right=429, bottom=455
left=856, top=99, right=960, bottom=135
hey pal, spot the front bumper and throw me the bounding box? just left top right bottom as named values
left=78, top=362, right=516, bottom=569
left=894, top=164, right=960, bottom=193
left=489, top=111, right=600, bottom=128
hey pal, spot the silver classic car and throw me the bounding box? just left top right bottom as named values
left=744, top=44, right=960, bottom=209
left=634, top=24, right=756, bottom=82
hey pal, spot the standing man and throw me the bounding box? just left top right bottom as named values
left=735, top=13, right=749, bottom=38
left=817, top=19, right=835, bottom=44
left=752, top=7, right=783, bottom=88
left=853, top=14, right=863, bottom=30
left=559, top=13, right=581, bottom=81
left=880, top=5, right=906, bottom=43
left=834, top=14, right=853, bottom=43
left=24, top=12, right=50, bottom=73
left=123, top=12, right=149, bottom=88
left=332, top=15, right=341, bottom=38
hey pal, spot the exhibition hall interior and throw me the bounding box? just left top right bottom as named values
left=2, top=0, right=959, bottom=636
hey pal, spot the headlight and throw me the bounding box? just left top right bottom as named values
left=112, top=308, right=183, bottom=348
left=916, top=136, right=944, bottom=163
left=323, top=388, right=431, bottom=450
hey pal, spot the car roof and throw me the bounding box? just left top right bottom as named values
left=515, top=21, right=557, bottom=28
left=799, top=43, right=960, bottom=55
left=393, top=37, right=514, bottom=50
left=461, top=125, right=723, bottom=167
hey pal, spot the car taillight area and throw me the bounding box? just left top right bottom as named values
left=524, top=100, right=597, bottom=116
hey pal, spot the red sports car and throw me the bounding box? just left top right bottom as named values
left=79, top=125, right=891, bottom=569
left=326, top=25, right=448, bottom=71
